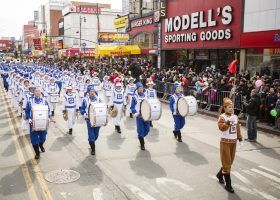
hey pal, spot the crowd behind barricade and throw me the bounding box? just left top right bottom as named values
left=1, top=58, right=279, bottom=130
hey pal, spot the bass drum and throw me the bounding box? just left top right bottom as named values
left=88, top=103, right=108, bottom=127
left=140, top=99, right=162, bottom=121
left=32, top=105, right=49, bottom=131
left=177, top=96, right=198, bottom=117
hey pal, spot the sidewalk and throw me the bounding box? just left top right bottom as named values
left=159, top=99, right=280, bottom=136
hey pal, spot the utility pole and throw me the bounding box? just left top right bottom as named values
left=79, top=5, right=82, bottom=61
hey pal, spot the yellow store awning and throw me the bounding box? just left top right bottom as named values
left=95, top=45, right=141, bottom=56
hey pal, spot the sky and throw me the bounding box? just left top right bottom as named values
left=0, top=0, right=122, bottom=40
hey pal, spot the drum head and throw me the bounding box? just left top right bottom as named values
left=141, top=100, right=151, bottom=121
left=88, top=104, right=96, bottom=127
left=177, top=97, right=189, bottom=117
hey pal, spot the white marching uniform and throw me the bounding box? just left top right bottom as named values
left=61, top=75, right=70, bottom=96
left=101, top=80, right=113, bottom=105
left=109, top=89, right=126, bottom=126
left=62, top=92, right=79, bottom=129
left=92, top=77, right=101, bottom=92
left=76, top=81, right=85, bottom=108
left=18, top=86, right=29, bottom=116
left=125, top=83, right=136, bottom=114
left=146, top=88, right=157, bottom=100
left=42, top=81, right=50, bottom=101
left=47, top=83, right=59, bottom=112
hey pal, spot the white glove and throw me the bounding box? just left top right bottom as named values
left=173, top=111, right=177, bottom=115
left=134, top=112, right=139, bottom=117
left=28, top=119, right=32, bottom=124
left=239, top=141, right=244, bottom=149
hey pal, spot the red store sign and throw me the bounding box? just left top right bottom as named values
left=162, top=0, right=242, bottom=50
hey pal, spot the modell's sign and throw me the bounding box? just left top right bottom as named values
left=164, top=5, right=233, bottom=43
left=131, top=17, right=153, bottom=28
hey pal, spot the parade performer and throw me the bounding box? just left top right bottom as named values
left=61, top=71, right=69, bottom=96
left=18, top=79, right=30, bottom=116
left=25, top=86, right=50, bottom=159
left=109, top=82, right=126, bottom=133
left=130, top=82, right=150, bottom=150
left=145, top=79, right=157, bottom=127
left=125, top=77, right=136, bottom=118
left=92, top=72, right=101, bottom=93
left=101, top=75, right=113, bottom=105
left=216, top=98, right=243, bottom=193
left=169, top=83, right=185, bottom=142
left=42, top=75, right=50, bottom=102
left=76, top=75, right=85, bottom=109
left=62, top=86, right=79, bottom=135
left=80, top=85, right=102, bottom=155
left=47, top=77, right=59, bottom=117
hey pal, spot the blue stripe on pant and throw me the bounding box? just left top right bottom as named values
left=86, top=120, right=100, bottom=142
left=29, top=125, right=47, bottom=145
left=173, top=115, right=185, bottom=131
left=136, top=117, right=150, bottom=138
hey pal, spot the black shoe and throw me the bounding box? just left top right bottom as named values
left=39, top=143, right=45, bottom=152
left=177, top=131, right=182, bottom=142
left=216, top=168, right=225, bottom=184
left=51, top=111, right=54, bottom=117
left=69, top=128, right=73, bottom=135
left=150, top=121, right=153, bottom=127
left=139, top=137, right=145, bottom=151
left=130, top=113, right=133, bottom=118
left=224, top=174, right=234, bottom=193
left=33, top=145, right=40, bottom=160
left=116, top=126, right=121, bottom=134
left=173, top=131, right=178, bottom=139
left=89, top=141, right=95, bottom=155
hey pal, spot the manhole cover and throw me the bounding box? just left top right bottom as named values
left=45, top=169, right=80, bottom=184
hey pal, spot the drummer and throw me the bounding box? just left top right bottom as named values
left=169, top=82, right=185, bottom=142
left=109, top=82, right=126, bottom=134
left=47, top=77, right=59, bottom=117
left=125, top=77, right=136, bottom=118
left=130, top=82, right=150, bottom=150
left=25, top=86, right=50, bottom=160
left=62, top=86, right=79, bottom=135
left=145, top=79, right=157, bottom=127
left=80, top=85, right=102, bottom=155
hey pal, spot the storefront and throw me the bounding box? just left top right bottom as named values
left=128, top=15, right=158, bottom=64
left=161, top=0, right=242, bottom=71
left=95, top=45, right=140, bottom=56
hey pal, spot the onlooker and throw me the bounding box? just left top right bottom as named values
left=265, top=88, right=278, bottom=125
left=244, top=89, right=261, bottom=142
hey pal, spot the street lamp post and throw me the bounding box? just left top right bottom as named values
left=79, top=5, right=86, bottom=61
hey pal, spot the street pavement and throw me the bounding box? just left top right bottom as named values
left=0, top=87, right=279, bottom=200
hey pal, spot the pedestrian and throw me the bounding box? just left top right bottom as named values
left=80, top=85, right=102, bottom=155
left=217, top=98, right=243, bottom=193
left=130, top=82, right=150, bottom=150
left=244, top=89, right=261, bottom=142
left=169, top=83, right=185, bottom=142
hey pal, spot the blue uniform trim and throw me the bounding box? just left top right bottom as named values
left=65, top=105, right=76, bottom=109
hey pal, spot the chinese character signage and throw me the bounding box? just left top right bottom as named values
left=98, top=32, right=130, bottom=43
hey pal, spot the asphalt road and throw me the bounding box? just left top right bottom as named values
left=0, top=87, right=279, bottom=200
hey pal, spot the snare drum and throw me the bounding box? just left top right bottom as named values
left=32, top=105, right=49, bottom=131
left=140, top=99, right=162, bottom=121
left=88, top=103, right=108, bottom=127
left=177, top=96, right=198, bottom=117
left=50, top=94, right=59, bottom=103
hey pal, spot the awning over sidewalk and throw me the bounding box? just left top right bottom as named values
left=95, top=45, right=141, bottom=56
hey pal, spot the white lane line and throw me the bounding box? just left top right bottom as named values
left=251, top=168, right=280, bottom=184
left=232, top=184, right=255, bottom=195
left=156, top=177, right=193, bottom=192
left=92, top=188, right=103, bottom=200
left=232, top=171, right=252, bottom=185
left=125, top=184, right=156, bottom=200
left=259, top=166, right=280, bottom=176
left=143, top=181, right=169, bottom=200
left=232, top=171, right=278, bottom=200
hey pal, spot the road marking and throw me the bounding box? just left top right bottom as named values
left=142, top=181, right=169, bottom=200
left=232, top=171, right=278, bottom=200
left=92, top=188, right=103, bottom=200
left=232, top=171, right=252, bottom=185
left=251, top=168, right=280, bottom=184
left=259, top=166, right=280, bottom=176
left=125, top=184, right=156, bottom=200
left=0, top=91, right=38, bottom=200
left=156, top=177, right=193, bottom=192
left=2, top=89, right=53, bottom=200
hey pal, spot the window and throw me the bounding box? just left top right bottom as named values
left=132, top=32, right=153, bottom=49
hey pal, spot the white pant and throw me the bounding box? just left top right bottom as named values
left=49, top=102, right=57, bottom=112
left=66, top=108, right=76, bottom=129
left=112, top=103, right=123, bottom=126
left=104, top=95, right=111, bottom=105
left=127, top=95, right=133, bottom=114
left=7, top=89, right=12, bottom=99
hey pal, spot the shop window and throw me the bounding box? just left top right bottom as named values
left=132, top=32, right=153, bottom=49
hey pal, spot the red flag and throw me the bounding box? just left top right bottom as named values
left=228, top=59, right=238, bottom=74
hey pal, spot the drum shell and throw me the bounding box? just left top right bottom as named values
left=32, top=105, right=49, bottom=131
left=50, top=94, right=59, bottom=103
left=88, top=103, right=108, bottom=127
left=177, top=96, right=198, bottom=117
left=140, top=99, right=162, bottom=121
